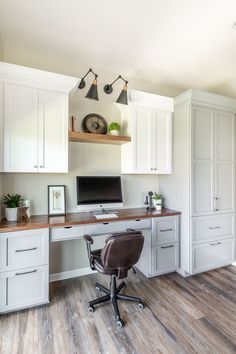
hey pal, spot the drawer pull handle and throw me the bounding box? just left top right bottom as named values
left=160, top=229, right=173, bottom=232
left=210, top=242, right=221, bottom=246
left=209, top=226, right=221, bottom=230
left=135, top=219, right=141, bottom=222
left=103, top=222, right=109, bottom=225
left=15, top=247, right=37, bottom=253
left=161, top=245, right=174, bottom=249
left=15, top=269, right=37, bottom=276
left=64, top=226, right=72, bottom=229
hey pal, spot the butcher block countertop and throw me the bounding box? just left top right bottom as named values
left=0, top=207, right=181, bottom=233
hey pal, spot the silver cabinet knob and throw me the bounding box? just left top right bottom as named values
left=34, top=165, right=38, bottom=168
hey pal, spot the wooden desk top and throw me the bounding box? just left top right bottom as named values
left=0, top=208, right=181, bottom=233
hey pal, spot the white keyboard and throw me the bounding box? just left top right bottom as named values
left=94, top=213, right=118, bottom=220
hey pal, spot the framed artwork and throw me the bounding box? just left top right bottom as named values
left=48, top=185, right=66, bottom=216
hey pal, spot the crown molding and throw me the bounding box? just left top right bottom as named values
left=0, top=61, right=79, bottom=93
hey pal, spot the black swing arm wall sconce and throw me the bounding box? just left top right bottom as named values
left=104, top=75, right=129, bottom=105
left=78, top=69, right=129, bottom=105
left=78, top=68, right=99, bottom=101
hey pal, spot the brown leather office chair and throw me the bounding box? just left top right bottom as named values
left=83, top=230, right=144, bottom=328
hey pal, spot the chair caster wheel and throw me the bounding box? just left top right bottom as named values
left=88, top=305, right=95, bottom=313
left=95, top=286, right=101, bottom=293
left=116, top=319, right=124, bottom=329
left=138, top=302, right=144, bottom=309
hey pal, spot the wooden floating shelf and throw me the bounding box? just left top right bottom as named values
left=69, top=131, right=131, bottom=145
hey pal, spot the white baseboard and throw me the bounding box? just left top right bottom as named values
left=50, top=267, right=97, bottom=282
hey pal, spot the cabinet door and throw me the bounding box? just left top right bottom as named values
left=132, top=106, right=152, bottom=172
left=192, top=106, right=214, bottom=215
left=214, top=111, right=235, bottom=213
left=4, top=84, right=38, bottom=172
left=0, top=82, right=3, bottom=171
left=38, top=90, right=68, bottom=173
left=152, top=110, right=172, bottom=173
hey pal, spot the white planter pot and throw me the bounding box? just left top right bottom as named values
left=109, top=130, right=119, bottom=136
left=5, top=207, right=18, bottom=221
left=154, top=199, right=162, bottom=211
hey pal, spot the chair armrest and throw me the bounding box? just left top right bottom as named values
left=83, top=234, right=94, bottom=244
left=83, top=234, right=95, bottom=270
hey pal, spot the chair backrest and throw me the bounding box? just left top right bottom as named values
left=101, top=230, right=144, bottom=277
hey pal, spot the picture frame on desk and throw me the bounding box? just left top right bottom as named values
left=48, top=185, right=66, bottom=216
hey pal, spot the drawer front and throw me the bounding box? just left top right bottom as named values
left=0, top=264, right=49, bottom=313
left=192, top=214, right=234, bottom=243
left=152, top=216, right=179, bottom=245
left=50, top=225, right=85, bottom=242
left=152, top=242, right=179, bottom=275
left=126, top=218, right=151, bottom=230
left=192, top=238, right=235, bottom=274
left=84, top=221, right=126, bottom=236
left=0, top=228, right=49, bottom=272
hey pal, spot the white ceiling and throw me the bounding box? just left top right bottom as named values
left=1, top=0, right=236, bottom=91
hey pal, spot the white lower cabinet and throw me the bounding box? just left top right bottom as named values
left=0, top=228, right=49, bottom=313
left=192, top=238, right=235, bottom=274
left=136, top=215, right=180, bottom=277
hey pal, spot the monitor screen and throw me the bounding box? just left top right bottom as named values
left=77, top=176, right=123, bottom=206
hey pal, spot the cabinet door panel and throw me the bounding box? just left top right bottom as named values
left=215, top=111, right=234, bottom=162
left=38, top=90, right=68, bottom=173
left=193, top=107, right=213, bottom=160
left=215, top=163, right=234, bottom=213
left=4, top=84, right=38, bottom=172
left=133, top=107, right=151, bottom=172
left=193, top=162, right=213, bottom=215
left=152, top=111, right=172, bottom=173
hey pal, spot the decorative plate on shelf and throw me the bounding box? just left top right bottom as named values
left=82, top=114, right=108, bottom=134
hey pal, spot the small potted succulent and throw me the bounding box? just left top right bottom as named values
left=108, top=121, right=121, bottom=135
left=2, top=194, right=24, bottom=221
left=153, top=193, right=163, bottom=211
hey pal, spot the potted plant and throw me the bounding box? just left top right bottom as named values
left=108, top=121, right=121, bottom=135
left=2, top=194, right=24, bottom=221
left=153, top=193, right=163, bottom=211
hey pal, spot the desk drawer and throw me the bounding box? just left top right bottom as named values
left=152, top=216, right=179, bottom=245
left=126, top=218, right=151, bottom=230
left=192, top=238, right=235, bottom=274
left=192, top=214, right=234, bottom=243
left=84, top=221, right=126, bottom=236
left=0, top=264, right=48, bottom=313
left=50, top=225, right=85, bottom=242
left=152, top=242, right=179, bottom=275
left=0, top=229, right=49, bottom=272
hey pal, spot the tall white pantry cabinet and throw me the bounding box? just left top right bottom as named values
left=160, top=89, right=236, bottom=276
left=0, top=62, right=78, bottom=173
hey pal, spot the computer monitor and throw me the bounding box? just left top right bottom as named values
left=76, top=176, right=123, bottom=211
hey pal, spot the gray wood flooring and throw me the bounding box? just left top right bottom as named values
left=1, top=266, right=236, bottom=354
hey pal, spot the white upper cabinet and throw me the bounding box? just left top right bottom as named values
left=0, top=82, right=3, bottom=172
left=0, top=62, right=78, bottom=173
left=119, top=90, right=173, bottom=174
left=192, top=105, right=235, bottom=216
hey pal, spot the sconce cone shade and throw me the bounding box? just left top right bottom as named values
left=116, top=84, right=128, bottom=105
left=85, top=79, right=99, bottom=101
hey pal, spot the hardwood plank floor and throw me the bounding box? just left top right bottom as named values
left=1, top=266, right=236, bottom=354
